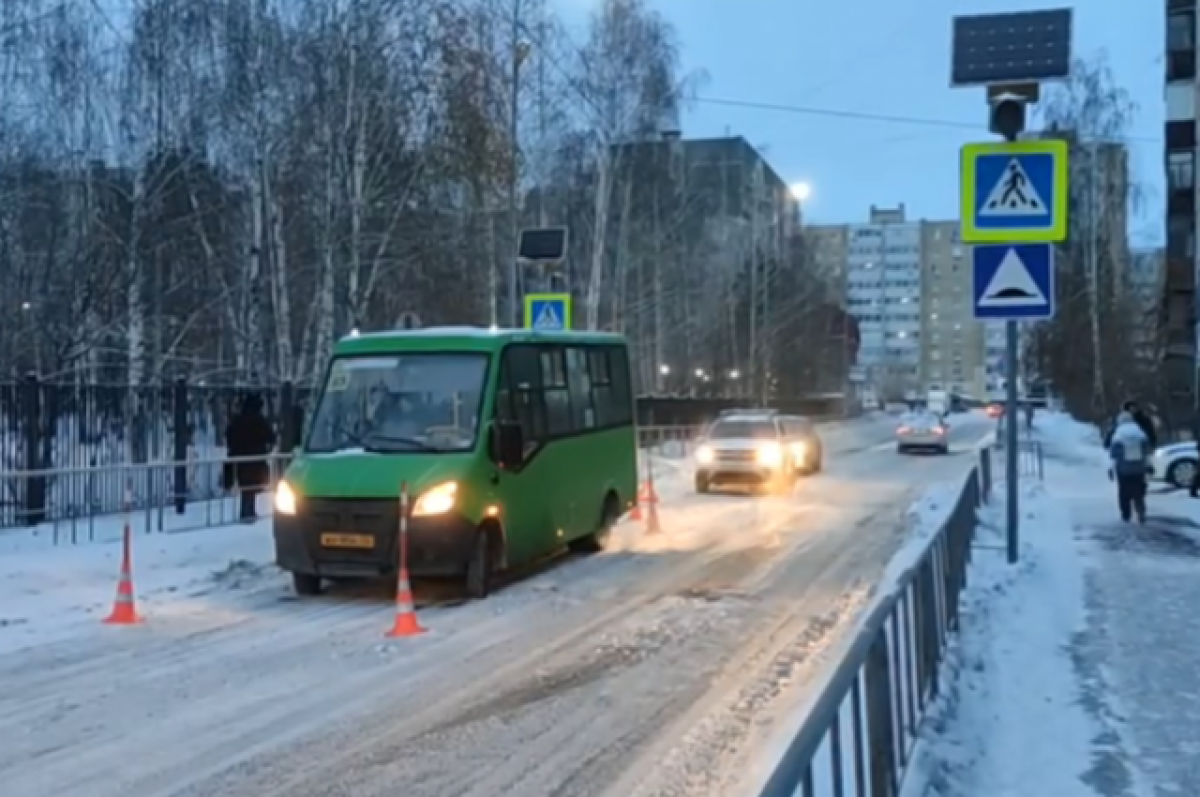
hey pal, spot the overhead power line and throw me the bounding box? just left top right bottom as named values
left=689, top=95, right=1162, bottom=146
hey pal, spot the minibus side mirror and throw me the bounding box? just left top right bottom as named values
left=493, top=421, right=524, bottom=469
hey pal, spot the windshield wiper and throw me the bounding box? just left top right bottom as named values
left=363, top=433, right=441, bottom=452
left=314, top=421, right=391, bottom=454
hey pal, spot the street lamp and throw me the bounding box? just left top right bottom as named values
left=694, top=368, right=705, bottom=378
left=659, top=364, right=670, bottom=375
left=728, top=369, right=740, bottom=379
left=789, top=181, right=812, bottom=203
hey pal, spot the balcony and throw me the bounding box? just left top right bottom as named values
left=1168, top=50, right=1197, bottom=82
left=1167, top=121, right=1197, bottom=150
left=1166, top=256, right=1196, bottom=291
left=1165, top=326, right=1196, bottom=355
left=1169, top=189, right=1196, bottom=220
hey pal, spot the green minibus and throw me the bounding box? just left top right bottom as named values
left=272, top=326, right=639, bottom=599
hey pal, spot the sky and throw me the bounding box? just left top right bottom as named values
left=560, top=0, right=1164, bottom=245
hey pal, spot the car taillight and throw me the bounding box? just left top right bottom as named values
left=897, top=426, right=910, bottom=434
left=933, top=426, right=945, bottom=435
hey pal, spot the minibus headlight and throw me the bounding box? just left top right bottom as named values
left=275, top=480, right=298, bottom=515
left=413, top=481, right=458, bottom=516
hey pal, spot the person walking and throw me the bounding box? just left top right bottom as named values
left=1108, top=410, right=1151, bottom=524
left=224, top=394, right=276, bottom=522
left=1103, top=400, right=1157, bottom=451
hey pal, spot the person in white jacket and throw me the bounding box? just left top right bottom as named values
left=1108, top=411, right=1150, bottom=523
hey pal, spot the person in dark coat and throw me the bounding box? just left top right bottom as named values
left=1104, top=400, right=1157, bottom=451
left=224, top=394, right=276, bottom=521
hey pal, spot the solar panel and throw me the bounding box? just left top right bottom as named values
left=518, top=227, right=568, bottom=262
left=951, top=9, right=1072, bottom=87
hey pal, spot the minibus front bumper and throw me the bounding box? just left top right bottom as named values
left=273, top=498, right=479, bottom=579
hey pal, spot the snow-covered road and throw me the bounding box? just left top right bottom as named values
left=0, top=414, right=993, bottom=797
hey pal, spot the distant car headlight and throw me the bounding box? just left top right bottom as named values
left=275, top=480, right=298, bottom=515
left=757, top=442, right=784, bottom=467
left=695, top=445, right=715, bottom=465
left=412, top=481, right=458, bottom=516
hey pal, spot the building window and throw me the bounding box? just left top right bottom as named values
left=1167, top=82, right=1196, bottom=122
left=1168, top=215, right=1196, bottom=258
left=1170, top=150, right=1195, bottom=191
left=1169, top=11, right=1195, bottom=52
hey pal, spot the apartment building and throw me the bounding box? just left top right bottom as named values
left=811, top=205, right=985, bottom=400
left=1131, top=247, right=1167, bottom=365
left=919, top=221, right=986, bottom=397
left=1165, top=0, right=1197, bottom=418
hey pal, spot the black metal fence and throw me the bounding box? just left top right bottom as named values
left=0, top=378, right=311, bottom=527
left=0, top=377, right=846, bottom=528
left=755, top=448, right=991, bottom=797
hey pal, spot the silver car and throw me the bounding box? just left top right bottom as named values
left=896, top=412, right=950, bottom=454
left=693, top=411, right=823, bottom=493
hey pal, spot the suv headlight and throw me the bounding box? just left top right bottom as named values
left=412, top=481, right=458, bottom=516
left=275, top=480, right=298, bottom=515
left=695, top=445, right=715, bottom=464
left=757, top=442, right=783, bottom=467
left=790, top=441, right=808, bottom=461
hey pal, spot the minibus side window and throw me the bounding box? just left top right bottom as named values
left=589, top=348, right=616, bottom=427
left=503, top=345, right=548, bottom=444
left=540, top=347, right=572, bottom=436
left=565, top=347, right=596, bottom=430
left=606, top=346, right=634, bottom=425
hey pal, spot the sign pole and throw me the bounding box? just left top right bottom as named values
left=952, top=8, right=1072, bottom=565
left=1000, top=120, right=1019, bottom=566
left=1005, top=319, right=1020, bottom=562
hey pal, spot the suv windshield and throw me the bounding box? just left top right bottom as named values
left=306, top=353, right=488, bottom=453
left=708, top=420, right=778, bottom=440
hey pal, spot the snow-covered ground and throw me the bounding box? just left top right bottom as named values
left=902, top=412, right=1200, bottom=797
left=0, top=412, right=992, bottom=797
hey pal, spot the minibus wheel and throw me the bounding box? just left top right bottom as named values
left=292, top=572, right=323, bottom=596
left=569, top=492, right=620, bottom=554
left=465, top=529, right=492, bottom=600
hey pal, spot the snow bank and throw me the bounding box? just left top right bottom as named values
left=898, top=412, right=1150, bottom=797
left=900, top=480, right=1097, bottom=797
left=0, top=518, right=278, bottom=653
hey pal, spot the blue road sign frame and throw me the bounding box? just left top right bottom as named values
left=524, top=292, right=571, bottom=330
left=971, top=243, right=1055, bottom=320
left=960, top=140, right=1069, bottom=243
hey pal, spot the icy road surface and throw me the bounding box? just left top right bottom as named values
left=0, top=415, right=992, bottom=797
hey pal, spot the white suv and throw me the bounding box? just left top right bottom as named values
left=693, top=410, right=823, bottom=494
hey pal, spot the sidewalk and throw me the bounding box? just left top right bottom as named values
left=903, top=413, right=1200, bottom=797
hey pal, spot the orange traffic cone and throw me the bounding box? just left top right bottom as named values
left=643, top=467, right=662, bottom=535
left=386, top=483, right=425, bottom=638
left=104, top=522, right=141, bottom=625
left=386, top=570, right=425, bottom=638
left=630, top=479, right=647, bottom=521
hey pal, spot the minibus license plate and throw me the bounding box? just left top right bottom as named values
left=320, top=533, right=374, bottom=549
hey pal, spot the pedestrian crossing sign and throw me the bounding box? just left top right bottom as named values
left=960, top=139, right=1068, bottom=244
left=524, top=293, right=571, bottom=331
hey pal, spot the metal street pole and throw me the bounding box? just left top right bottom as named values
left=506, top=0, right=523, bottom=328
left=1005, top=317, right=1019, bottom=562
